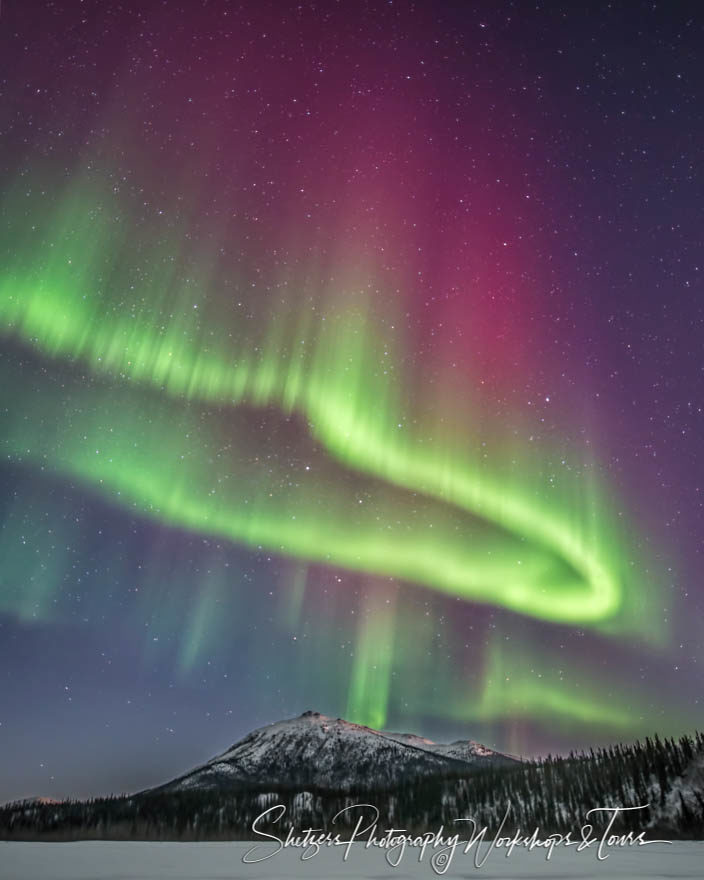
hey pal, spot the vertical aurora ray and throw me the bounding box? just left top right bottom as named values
left=346, top=585, right=398, bottom=729
left=386, top=620, right=691, bottom=738
left=278, top=565, right=309, bottom=632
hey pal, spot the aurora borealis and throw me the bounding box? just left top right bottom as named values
left=1, top=0, right=703, bottom=801
left=0, top=182, right=629, bottom=627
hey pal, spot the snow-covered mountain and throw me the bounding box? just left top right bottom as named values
left=4, top=726, right=703, bottom=841
left=384, top=730, right=501, bottom=761
left=152, top=710, right=517, bottom=794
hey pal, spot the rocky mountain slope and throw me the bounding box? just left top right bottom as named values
left=150, top=710, right=516, bottom=794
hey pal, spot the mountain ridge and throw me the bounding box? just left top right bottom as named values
left=146, top=709, right=517, bottom=795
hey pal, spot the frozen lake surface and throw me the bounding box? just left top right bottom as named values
left=1, top=841, right=703, bottom=879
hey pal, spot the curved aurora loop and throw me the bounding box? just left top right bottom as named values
left=0, top=183, right=643, bottom=632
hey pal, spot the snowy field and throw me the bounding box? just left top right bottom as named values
left=1, top=841, right=703, bottom=879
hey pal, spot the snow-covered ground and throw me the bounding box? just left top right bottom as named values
left=1, top=841, right=703, bottom=879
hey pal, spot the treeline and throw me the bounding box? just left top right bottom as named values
left=2, top=731, right=702, bottom=840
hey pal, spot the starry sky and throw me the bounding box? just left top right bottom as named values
left=0, top=0, right=703, bottom=802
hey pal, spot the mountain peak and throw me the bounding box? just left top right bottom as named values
left=151, top=711, right=518, bottom=796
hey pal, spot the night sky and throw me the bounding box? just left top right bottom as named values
left=1, top=0, right=702, bottom=803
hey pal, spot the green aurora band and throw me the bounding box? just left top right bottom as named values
left=0, top=179, right=657, bottom=640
